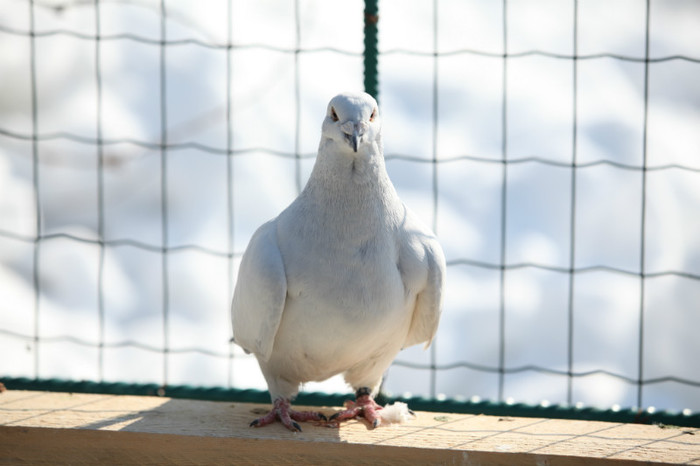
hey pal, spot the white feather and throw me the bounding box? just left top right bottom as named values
left=380, top=402, right=416, bottom=424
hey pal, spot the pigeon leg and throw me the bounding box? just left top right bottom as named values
left=250, top=397, right=327, bottom=432
left=329, top=387, right=384, bottom=428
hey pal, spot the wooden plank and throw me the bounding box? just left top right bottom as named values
left=1, top=390, right=698, bottom=465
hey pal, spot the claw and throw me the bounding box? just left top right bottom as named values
left=248, top=398, right=326, bottom=432
left=332, top=387, right=385, bottom=428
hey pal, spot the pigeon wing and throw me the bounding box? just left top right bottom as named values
left=231, top=220, right=287, bottom=362
left=405, top=238, right=445, bottom=349
left=399, top=209, right=446, bottom=350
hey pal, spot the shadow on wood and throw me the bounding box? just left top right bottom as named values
left=1, top=390, right=698, bottom=464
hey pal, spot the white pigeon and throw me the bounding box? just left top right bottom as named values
left=231, top=91, right=445, bottom=431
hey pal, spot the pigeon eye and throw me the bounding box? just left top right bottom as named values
left=370, top=108, right=377, bottom=122
left=330, top=107, right=339, bottom=122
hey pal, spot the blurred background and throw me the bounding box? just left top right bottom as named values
left=1, top=0, right=699, bottom=413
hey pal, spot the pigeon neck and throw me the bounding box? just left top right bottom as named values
left=305, top=141, right=393, bottom=201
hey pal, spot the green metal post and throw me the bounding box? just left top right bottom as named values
left=364, top=0, right=379, bottom=101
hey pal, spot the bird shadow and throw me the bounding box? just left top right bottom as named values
left=76, top=397, right=358, bottom=440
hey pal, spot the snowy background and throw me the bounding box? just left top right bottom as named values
left=1, top=0, right=699, bottom=413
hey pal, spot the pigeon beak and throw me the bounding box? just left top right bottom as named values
left=351, top=128, right=360, bottom=153
left=340, top=120, right=365, bottom=152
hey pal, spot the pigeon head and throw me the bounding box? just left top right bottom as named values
left=322, top=92, right=381, bottom=154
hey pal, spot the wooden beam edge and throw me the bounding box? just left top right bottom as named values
left=0, top=425, right=673, bottom=466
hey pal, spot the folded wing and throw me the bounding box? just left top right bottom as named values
left=231, top=220, right=287, bottom=362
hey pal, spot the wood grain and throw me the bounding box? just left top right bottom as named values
left=1, top=390, right=697, bottom=464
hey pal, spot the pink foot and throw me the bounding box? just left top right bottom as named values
left=250, top=398, right=327, bottom=432
left=330, top=387, right=384, bottom=428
